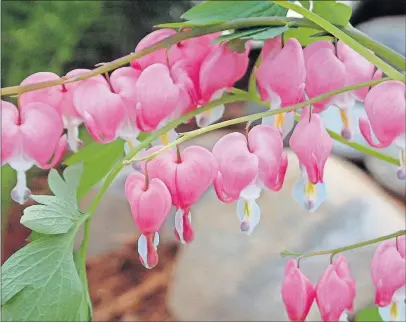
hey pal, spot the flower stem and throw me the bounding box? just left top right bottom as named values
left=276, top=1, right=405, bottom=82
left=280, top=230, right=406, bottom=259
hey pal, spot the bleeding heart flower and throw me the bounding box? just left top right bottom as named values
left=73, top=75, right=126, bottom=144
left=1, top=101, right=67, bottom=204
left=371, top=236, right=406, bottom=308
left=194, top=42, right=250, bottom=128
left=289, top=108, right=332, bottom=212
left=139, top=145, right=217, bottom=244
left=256, top=36, right=306, bottom=138
left=131, top=29, right=185, bottom=70
left=125, top=172, right=172, bottom=269
left=134, top=63, right=182, bottom=133
left=359, top=80, right=406, bottom=180
left=281, top=259, right=316, bottom=322
left=316, top=256, right=356, bottom=322
left=213, top=125, right=287, bottom=234
left=109, top=66, right=142, bottom=152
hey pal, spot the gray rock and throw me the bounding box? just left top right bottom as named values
left=167, top=151, right=405, bottom=321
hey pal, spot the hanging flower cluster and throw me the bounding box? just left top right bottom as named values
left=1, top=29, right=405, bottom=273
left=282, top=236, right=405, bottom=322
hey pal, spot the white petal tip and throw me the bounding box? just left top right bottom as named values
left=397, top=168, right=406, bottom=180
left=341, top=128, right=353, bottom=141
left=11, top=187, right=31, bottom=205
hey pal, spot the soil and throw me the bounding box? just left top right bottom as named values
left=2, top=170, right=177, bottom=321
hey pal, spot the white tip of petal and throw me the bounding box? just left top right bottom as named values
left=11, top=171, right=31, bottom=205
left=379, top=300, right=406, bottom=322
left=236, top=199, right=261, bottom=235
left=137, top=233, right=159, bottom=270
left=239, top=183, right=262, bottom=201
left=397, top=168, right=406, bottom=180
left=66, top=124, right=81, bottom=152
left=152, top=129, right=178, bottom=147
left=292, top=178, right=327, bottom=213
left=341, top=127, right=353, bottom=141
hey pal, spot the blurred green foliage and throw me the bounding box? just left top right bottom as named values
left=1, top=0, right=191, bottom=222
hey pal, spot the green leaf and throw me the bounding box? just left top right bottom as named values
left=356, top=306, right=383, bottom=322
left=1, top=233, right=84, bottom=321
left=283, top=27, right=334, bottom=46
left=312, top=1, right=352, bottom=27
left=20, top=164, right=85, bottom=235
left=182, top=1, right=289, bottom=24
left=64, top=139, right=125, bottom=200
left=21, top=199, right=82, bottom=234
left=241, top=25, right=289, bottom=40
left=298, top=0, right=310, bottom=10
left=215, top=25, right=289, bottom=43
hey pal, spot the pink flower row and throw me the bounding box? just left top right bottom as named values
left=1, top=29, right=404, bottom=211
left=282, top=236, right=405, bottom=322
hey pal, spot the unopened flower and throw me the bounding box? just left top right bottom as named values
left=213, top=125, right=287, bottom=234
left=289, top=108, right=332, bottom=212
left=1, top=101, right=67, bottom=204
left=316, top=256, right=356, bottom=322
left=281, top=259, right=316, bottom=322
left=256, top=36, right=306, bottom=138
left=359, top=80, right=406, bottom=179
left=140, top=145, right=217, bottom=244
left=125, top=172, right=172, bottom=269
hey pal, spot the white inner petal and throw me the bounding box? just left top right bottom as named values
left=138, top=234, right=149, bottom=267
left=175, top=208, right=186, bottom=244
left=239, top=182, right=262, bottom=201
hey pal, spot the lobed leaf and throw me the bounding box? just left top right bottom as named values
left=1, top=233, right=84, bottom=321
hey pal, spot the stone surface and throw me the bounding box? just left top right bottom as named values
left=364, top=144, right=406, bottom=198
left=167, top=151, right=405, bottom=321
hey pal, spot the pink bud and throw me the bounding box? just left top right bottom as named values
left=371, top=236, right=406, bottom=307
left=256, top=37, right=306, bottom=108
left=316, top=256, right=356, bottom=322
left=304, top=41, right=347, bottom=113
left=73, top=76, right=126, bottom=143
left=134, top=63, right=181, bottom=132
left=289, top=109, right=332, bottom=184
left=140, top=145, right=217, bottom=243
left=125, top=172, right=172, bottom=269
left=1, top=101, right=67, bottom=204
left=359, top=81, right=405, bottom=148
left=281, top=259, right=316, bottom=322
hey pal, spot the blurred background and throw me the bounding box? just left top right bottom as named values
left=1, top=1, right=405, bottom=321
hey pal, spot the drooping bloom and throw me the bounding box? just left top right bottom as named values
left=130, top=29, right=185, bottom=70
left=359, top=81, right=406, bottom=180
left=135, top=63, right=190, bottom=136
left=371, top=236, right=405, bottom=320
left=19, top=70, right=82, bottom=152
left=289, top=108, right=332, bottom=212
left=125, top=172, right=172, bottom=269
left=281, top=259, right=316, bottom=322
left=304, top=40, right=381, bottom=140
left=73, top=75, right=125, bottom=144
left=1, top=101, right=67, bottom=204
left=316, top=256, right=356, bottom=322
left=109, top=66, right=142, bottom=153
left=213, top=125, right=287, bottom=234
left=140, top=145, right=217, bottom=244
left=255, top=36, right=306, bottom=138
left=60, top=69, right=106, bottom=151
left=194, top=42, right=250, bottom=127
